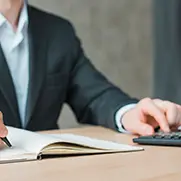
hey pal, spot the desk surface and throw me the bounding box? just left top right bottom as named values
left=1, top=126, right=181, bottom=181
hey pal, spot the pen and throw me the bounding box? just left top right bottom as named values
left=1, top=137, right=12, bottom=147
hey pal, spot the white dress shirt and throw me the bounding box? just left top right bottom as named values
left=115, top=103, right=136, bottom=133
left=0, top=3, right=29, bottom=128
left=0, top=2, right=136, bottom=131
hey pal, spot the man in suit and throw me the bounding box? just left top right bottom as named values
left=0, top=0, right=181, bottom=142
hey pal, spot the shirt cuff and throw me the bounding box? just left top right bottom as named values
left=115, top=104, right=137, bottom=133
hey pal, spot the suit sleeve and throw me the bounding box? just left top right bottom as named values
left=65, top=23, right=138, bottom=131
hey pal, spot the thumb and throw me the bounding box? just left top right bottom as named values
left=0, top=124, right=7, bottom=138
left=0, top=112, right=7, bottom=138
left=132, top=121, right=154, bottom=136
left=122, top=106, right=155, bottom=136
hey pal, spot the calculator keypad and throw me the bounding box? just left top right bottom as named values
left=153, top=132, right=181, bottom=139
left=133, top=131, right=181, bottom=146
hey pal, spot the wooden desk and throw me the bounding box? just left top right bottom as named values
left=1, top=126, right=181, bottom=181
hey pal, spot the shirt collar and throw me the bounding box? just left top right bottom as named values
left=17, top=1, right=28, bottom=33
left=0, top=1, right=28, bottom=32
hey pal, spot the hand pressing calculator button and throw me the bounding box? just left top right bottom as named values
left=133, top=132, right=181, bottom=146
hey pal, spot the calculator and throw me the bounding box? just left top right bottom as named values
left=133, top=132, right=181, bottom=146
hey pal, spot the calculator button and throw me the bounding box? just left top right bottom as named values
left=163, top=135, right=173, bottom=139
left=173, top=136, right=180, bottom=139
left=153, top=135, right=162, bottom=139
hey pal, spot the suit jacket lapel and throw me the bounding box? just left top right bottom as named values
left=0, top=46, right=21, bottom=127
left=25, top=6, right=47, bottom=127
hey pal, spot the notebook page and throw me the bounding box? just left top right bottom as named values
left=2, top=126, right=64, bottom=155
left=49, top=134, right=143, bottom=151
left=0, top=146, right=36, bottom=162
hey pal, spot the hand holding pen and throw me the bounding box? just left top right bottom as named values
left=0, top=112, right=12, bottom=148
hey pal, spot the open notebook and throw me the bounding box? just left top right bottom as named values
left=0, top=126, right=143, bottom=163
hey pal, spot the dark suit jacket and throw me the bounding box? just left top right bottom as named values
left=153, top=0, right=181, bottom=104
left=1, top=5, right=137, bottom=131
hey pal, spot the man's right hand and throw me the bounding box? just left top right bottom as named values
left=121, top=98, right=181, bottom=136
left=0, top=112, right=8, bottom=145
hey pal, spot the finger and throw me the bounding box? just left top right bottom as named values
left=175, top=108, right=181, bottom=127
left=0, top=124, right=8, bottom=137
left=154, top=99, right=181, bottom=112
left=158, top=101, right=181, bottom=127
left=175, top=104, right=181, bottom=111
left=0, top=112, right=7, bottom=137
left=121, top=108, right=155, bottom=136
left=163, top=101, right=178, bottom=126
left=131, top=120, right=154, bottom=136
left=174, top=104, right=181, bottom=126
left=146, top=115, right=159, bottom=128
left=171, top=103, right=181, bottom=127
left=139, top=98, right=170, bottom=132
left=0, top=111, right=3, bottom=124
